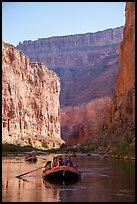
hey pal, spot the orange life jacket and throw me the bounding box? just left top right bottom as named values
left=52, top=160, right=58, bottom=167
left=67, top=161, right=71, bottom=167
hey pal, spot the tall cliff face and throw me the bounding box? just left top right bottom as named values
left=98, top=2, right=135, bottom=148
left=2, top=42, right=64, bottom=148
left=115, top=3, right=135, bottom=98
left=105, top=2, right=135, bottom=127
left=16, top=27, right=123, bottom=145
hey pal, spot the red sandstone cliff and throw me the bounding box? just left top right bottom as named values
left=61, top=2, right=135, bottom=147
left=61, top=97, right=111, bottom=145
left=94, top=2, right=135, bottom=149
left=2, top=41, right=64, bottom=148
left=105, top=2, right=135, bottom=128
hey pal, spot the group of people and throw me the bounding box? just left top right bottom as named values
left=45, top=155, right=74, bottom=170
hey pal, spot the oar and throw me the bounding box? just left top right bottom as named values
left=15, top=165, right=45, bottom=178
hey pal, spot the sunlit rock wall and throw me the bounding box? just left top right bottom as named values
left=2, top=41, right=64, bottom=148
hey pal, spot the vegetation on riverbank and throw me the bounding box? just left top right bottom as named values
left=2, top=143, right=57, bottom=156
left=2, top=143, right=38, bottom=156
left=2, top=141, right=135, bottom=157
left=58, top=142, right=135, bottom=157
left=111, top=143, right=135, bottom=157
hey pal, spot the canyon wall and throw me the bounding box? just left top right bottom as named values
left=17, top=27, right=123, bottom=145
left=63, top=2, right=135, bottom=147
left=61, top=97, right=111, bottom=145
left=17, top=27, right=123, bottom=107
left=97, top=2, right=135, bottom=148
left=105, top=2, right=135, bottom=127
left=2, top=41, right=64, bottom=148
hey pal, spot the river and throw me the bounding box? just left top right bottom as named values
left=2, top=153, right=135, bottom=202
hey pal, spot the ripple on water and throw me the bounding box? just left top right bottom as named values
left=60, top=188, right=78, bottom=191
left=99, top=173, right=108, bottom=177
left=80, top=171, right=94, bottom=178
left=119, top=189, right=129, bottom=193
left=115, top=189, right=132, bottom=198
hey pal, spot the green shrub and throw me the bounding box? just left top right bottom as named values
left=20, top=143, right=30, bottom=147
left=37, top=146, right=57, bottom=152
left=111, top=144, right=135, bottom=157
left=37, top=146, right=47, bottom=151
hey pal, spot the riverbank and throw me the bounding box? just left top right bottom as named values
left=2, top=143, right=56, bottom=156
left=58, top=143, right=135, bottom=160
left=2, top=142, right=135, bottom=160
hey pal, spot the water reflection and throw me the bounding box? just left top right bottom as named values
left=2, top=154, right=135, bottom=202
left=43, top=177, right=79, bottom=187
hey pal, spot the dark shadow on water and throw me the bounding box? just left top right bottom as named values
left=43, top=177, right=80, bottom=188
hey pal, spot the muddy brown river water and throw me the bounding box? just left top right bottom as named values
left=2, top=153, right=135, bottom=202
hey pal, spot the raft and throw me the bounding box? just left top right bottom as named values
left=24, top=156, right=37, bottom=162
left=42, top=165, right=81, bottom=180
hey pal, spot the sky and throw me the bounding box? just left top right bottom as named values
left=2, top=2, right=126, bottom=46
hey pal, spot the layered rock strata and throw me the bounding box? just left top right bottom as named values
left=17, top=27, right=123, bottom=145
left=2, top=41, right=64, bottom=148
left=17, top=26, right=123, bottom=107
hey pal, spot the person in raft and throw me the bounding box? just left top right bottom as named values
left=58, top=155, right=64, bottom=166
left=51, top=156, right=58, bottom=167
left=64, top=157, right=73, bottom=167
left=45, top=161, right=51, bottom=171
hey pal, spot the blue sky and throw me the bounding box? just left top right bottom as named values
left=2, top=2, right=126, bottom=46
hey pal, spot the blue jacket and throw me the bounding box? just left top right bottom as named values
left=64, top=159, right=73, bottom=167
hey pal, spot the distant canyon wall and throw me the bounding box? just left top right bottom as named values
left=17, top=27, right=123, bottom=145
left=2, top=41, right=64, bottom=148
left=17, top=26, right=123, bottom=107
left=61, top=97, right=111, bottom=145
